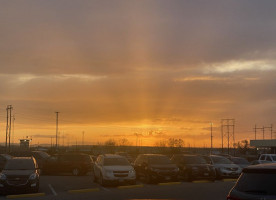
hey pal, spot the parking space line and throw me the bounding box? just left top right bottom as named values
left=6, top=193, right=45, bottom=199
left=158, top=182, right=182, bottom=186
left=68, top=188, right=99, bottom=194
left=48, top=184, right=57, bottom=196
left=117, top=184, right=144, bottom=189
left=100, top=187, right=111, bottom=192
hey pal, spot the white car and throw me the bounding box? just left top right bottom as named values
left=208, top=155, right=242, bottom=179
left=258, top=154, right=276, bottom=163
left=93, top=154, right=136, bottom=186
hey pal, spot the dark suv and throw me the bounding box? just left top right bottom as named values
left=0, top=157, right=39, bottom=194
left=42, top=153, right=93, bottom=176
left=227, top=163, right=276, bottom=200
left=134, top=154, right=179, bottom=183
left=171, top=154, right=216, bottom=181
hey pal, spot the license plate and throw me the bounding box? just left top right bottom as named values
left=119, top=179, right=124, bottom=182
left=204, top=173, right=209, bottom=176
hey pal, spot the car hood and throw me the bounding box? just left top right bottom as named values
left=103, top=165, right=133, bottom=171
left=213, top=163, right=240, bottom=169
left=149, top=164, right=178, bottom=170
left=2, top=169, right=35, bottom=176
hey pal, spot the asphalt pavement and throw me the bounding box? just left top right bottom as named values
left=0, top=173, right=236, bottom=200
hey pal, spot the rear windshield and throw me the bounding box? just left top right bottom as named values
left=211, top=156, right=233, bottom=164
left=4, top=159, right=35, bottom=170
left=181, top=156, right=207, bottom=164
left=235, top=172, right=276, bottom=195
left=32, top=152, right=50, bottom=159
left=231, top=158, right=249, bottom=165
left=103, top=157, right=130, bottom=166
left=148, top=156, right=172, bottom=165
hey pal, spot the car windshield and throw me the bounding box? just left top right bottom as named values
left=211, top=156, right=233, bottom=164
left=4, top=159, right=35, bottom=170
left=232, top=158, right=250, bottom=165
left=235, top=172, right=276, bottom=195
left=148, top=156, right=172, bottom=165
left=181, top=156, right=207, bottom=164
left=103, top=157, right=130, bottom=166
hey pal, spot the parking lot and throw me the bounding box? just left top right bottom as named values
left=0, top=172, right=236, bottom=200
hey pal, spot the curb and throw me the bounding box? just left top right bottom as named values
left=117, top=184, right=144, bottom=189
left=192, top=180, right=213, bottom=183
left=158, top=182, right=181, bottom=186
left=68, top=188, right=100, bottom=194
left=6, top=193, right=45, bottom=199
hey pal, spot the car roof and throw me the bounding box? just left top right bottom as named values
left=11, top=157, right=33, bottom=160
left=243, top=163, right=276, bottom=173
left=103, top=154, right=124, bottom=158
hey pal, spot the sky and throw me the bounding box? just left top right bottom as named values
left=1, top=0, right=276, bottom=147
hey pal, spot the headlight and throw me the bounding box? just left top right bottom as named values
left=104, top=169, right=113, bottom=176
left=129, top=169, right=135, bottom=174
left=0, top=173, right=6, bottom=181
left=29, top=173, right=37, bottom=180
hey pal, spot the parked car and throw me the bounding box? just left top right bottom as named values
left=258, top=154, right=276, bottom=163
left=133, top=154, right=179, bottom=183
left=93, top=154, right=136, bottom=186
left=0, top=154, right=12, bottom=171
left=203, top=155, right=242, bottom=179
left=42, top=153, right=93, bottom=176
left=171, top=154, right=216, bottom=181
left=227, top=163, right=276, bottom=200
left=0, top=157, right=39, bottom=194
left=31, top=151, right=50, bottom=170
left=229, top=157, right=250, bottom=169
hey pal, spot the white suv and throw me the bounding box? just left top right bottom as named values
left=94, top=154, right=136, bottom=186
left=258, top=154, right=276, bottom=163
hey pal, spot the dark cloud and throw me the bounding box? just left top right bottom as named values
left=1, top=0, right=276, bottom=145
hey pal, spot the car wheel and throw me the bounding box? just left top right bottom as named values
left=215, top=169, right=222, bottom=180
left=72, top=168, right=81, bottom=176
left=183, top=172, right=192, bottom=182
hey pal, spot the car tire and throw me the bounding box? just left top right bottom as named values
left=130, top=180, right=136, bottom=185
left=72, top=168, right=81, bottom=176
left=215, top=169, right=222, bottom=180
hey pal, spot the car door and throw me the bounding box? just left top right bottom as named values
left=134, top=155, right=144, bottom=177
left=94, top=156, right=103, bottom=178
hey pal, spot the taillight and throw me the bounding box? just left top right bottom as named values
left=227, top=195, right=241, bottom=200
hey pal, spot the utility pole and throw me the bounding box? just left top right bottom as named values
left=210, top=122, right=213, bottom=155
left=55, top=112, right=59, bottom=151
left=221, top=119, right=235, bottom=155
left=254, top=124, right=273, bottom=140
left=5, top=105, right=13, bottom=153
left=82, top=131, right=85, bottom=146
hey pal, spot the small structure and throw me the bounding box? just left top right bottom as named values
left=250, top=139, right=276, bottom=153
left=19, top=138, right=31, bottom=150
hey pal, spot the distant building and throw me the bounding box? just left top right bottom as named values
left=19, top=138, right=31, bottom=149
left=250, top=139, right=276, bottom=153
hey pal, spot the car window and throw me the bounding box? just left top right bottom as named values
left=148, top=156, right=172, bottom=165
left=272, top=156, right=276, bottom=161
left=235, top=172, right=276, bottom=195
left=181, top=156, right=207, bottom=164
left=4, top=159, right=35, bottom=170
left=266, top=156, right=272, bottom=161
left=103, top=157, right=130, bottom=166
left=259, top=155, right=266, bottom=160
left=211, top=156, right=233, bottom=164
